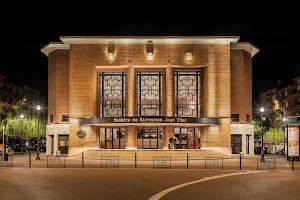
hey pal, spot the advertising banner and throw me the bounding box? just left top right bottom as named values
left=288, top=126, right=299, bottom=156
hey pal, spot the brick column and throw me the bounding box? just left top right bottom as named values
left=126, top=126, right=137, bottom=149
left=126, top=64, right=136, bottom=116
left=165, top=65, right=174, bottom=116
left=163, top=126, right=174, bottom=149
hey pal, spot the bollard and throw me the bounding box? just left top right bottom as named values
left=134, top=152, right=137, bottom=168
left=82, top=151, right=84, bottom=168
left=29, top=152, right=31, bottom=168
left=187, top=153, right=189, bottom=169
left=292, top=155, right=295, bottom=171
left=239, top=152, right=243, bottom=170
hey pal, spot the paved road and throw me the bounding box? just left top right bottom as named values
left=0, top=168, right=300, bottom=200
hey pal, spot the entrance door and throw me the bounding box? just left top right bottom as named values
left=50, top=135, right=54, bottom=154
left=246, top=135, right=250, bottom=154
left=58, top=135, right=69, bottom=154
left=142, top=128, right=158, bottom=149
left=100, top=128, right=126, bottom=149
left=231, top=135, right=242, bottom=154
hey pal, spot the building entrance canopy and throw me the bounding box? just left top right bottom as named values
left=80, top=116, right=219, bottom=126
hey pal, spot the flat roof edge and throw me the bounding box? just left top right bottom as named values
left=40, top=42, right=70, bottom=57
left=59, top=36, right=240, bottom=44
left=231, top=42, right=260, bottom=57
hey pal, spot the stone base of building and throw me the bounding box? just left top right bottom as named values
left=230, top=124, right=254, bottom=155
left=46, top=123, right=254, bottom=157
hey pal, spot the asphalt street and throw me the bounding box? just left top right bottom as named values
left=0, top=168, right=299, bottom=200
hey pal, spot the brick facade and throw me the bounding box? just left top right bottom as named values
left=42, top=37, right=259, bottom=155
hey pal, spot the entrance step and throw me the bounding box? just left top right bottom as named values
left=71, top=149, right=231, bottom=161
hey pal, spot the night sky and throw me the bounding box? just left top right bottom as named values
left=4, top=1, right=300, bottom=99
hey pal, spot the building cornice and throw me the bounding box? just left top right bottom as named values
left=231, top=42, right=260, bottom=57
left=41, top=36, right=260, bottom=58
left=59, top=36, right=240, bottom=45
left=40, top=42, right=70, bottom=57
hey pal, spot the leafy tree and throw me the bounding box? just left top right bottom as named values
left=0, top=93, right=47, bottom=142
left=264, top=128, right=284, bottom=144
left=252, top=119, right=262, bottom=140
left=264, top=128, right=284, bottom=153
left=253, top=96, right=285, bottom=152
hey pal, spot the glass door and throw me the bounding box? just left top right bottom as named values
left=231, top=135, right=242, bottom=154
left=100, top=128, right=126, bottom=149
left=142, top=128, right=158, bottom=149
left=58, top=135, right=69, bottom=154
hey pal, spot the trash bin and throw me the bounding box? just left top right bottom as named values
left=4, top=153, right=8, bottom=161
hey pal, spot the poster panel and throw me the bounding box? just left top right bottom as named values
left=288, top=126, right=299, bottom=156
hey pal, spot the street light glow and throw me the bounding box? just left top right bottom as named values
left=283, top=117, right=286, bottom=121
left=260, top=107, right=264, bottom=113
left=36, top=105, right=41, bottom=160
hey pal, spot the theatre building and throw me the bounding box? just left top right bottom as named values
left=41, top=36, right=259, bottom=156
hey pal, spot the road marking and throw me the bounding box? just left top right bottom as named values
left=149, top=171, right=266, bottom=200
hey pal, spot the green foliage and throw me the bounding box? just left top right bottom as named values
left=253, top=98, right=284, bottom=132
left=0, top=94, right=46, bottom=139
left=252, top=119, right=262, bottom=139
left=264, top=128, right=284, bottom=144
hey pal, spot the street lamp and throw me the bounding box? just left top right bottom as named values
left=20, top=114, right=24, bottom=153
left=2, top=125, right=5, bottom=160
left=282, top=117, right=286, bottom=122
left=36, top=105, right=41, bottom=160
left=260, top=107, right=265, bottom=162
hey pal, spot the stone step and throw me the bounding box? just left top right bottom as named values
left=72, top=149, right=229, bottom=161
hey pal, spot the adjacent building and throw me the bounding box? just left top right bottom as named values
left=0, top=74, right=40, bottom=104
left=41, top=36, right=259, bottom=156
left=260, top=76, right=300, bottom=117
left=260, top=76, right=300, bottom=159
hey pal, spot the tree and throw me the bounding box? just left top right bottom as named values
left=0, top=93, right=47, bottom=142
left=252, top=119, right=262, bottom=140
left=264, top=128, right=284, bottom=153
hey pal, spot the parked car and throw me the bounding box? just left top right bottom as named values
left=276, top=149, right=284, bottom=155
left=254, top=147, right=271, bottom=154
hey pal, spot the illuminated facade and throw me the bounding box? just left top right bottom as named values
left=41, top=36, right=259, bottom=156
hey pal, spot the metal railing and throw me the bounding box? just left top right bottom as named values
left=101, top=155, right=119, bottom=168
left=205, top=156, right=223, bottom=169
left=153, top=156, right=171, bottom=168
left=1, top=153, right=300, bottom=171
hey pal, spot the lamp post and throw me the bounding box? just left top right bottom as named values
left=2, top=125, right=5, bottom=160
left=282, top=117, right=286, bottom=156
left=20, top=114, right=24, bottom=153
left=260, top=107, right=265, bottom=162
left=36, top=105, right=41, bottom=160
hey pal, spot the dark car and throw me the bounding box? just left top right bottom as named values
left=10, top=144, right=22, bottom=152
left=255, top=147, right=271, bottom=154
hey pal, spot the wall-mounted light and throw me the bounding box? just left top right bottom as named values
left=108, top=41, right=115, bottom=61
left=185, top=52, right=193, bottom=61
left=147, top=52, right=154, bottom=60
left=108, top=53, right=115, bottom=60
left=146, top=41, right=154, bottom=60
